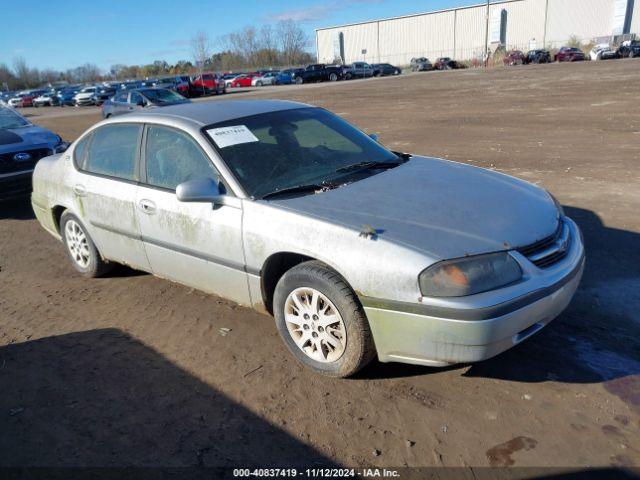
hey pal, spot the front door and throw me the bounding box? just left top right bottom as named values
left=135, top=124, right=250, bottom=305
left=72, top=123, right=150, bottom=271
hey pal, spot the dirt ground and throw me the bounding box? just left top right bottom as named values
left=1, top=60, right=639, bottom=473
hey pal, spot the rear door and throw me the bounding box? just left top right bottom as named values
left=134, top=124, right=249, bottom=304
left=111, top=90, right=130, bottom=115
left=72, top=123, right=150, bottom=270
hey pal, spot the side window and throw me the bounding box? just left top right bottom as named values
left=130, top=92, right=144, bottom=105
left=73, top=134, right=91, bottom=169
left=84, top=124, right=141, bottom=181
left=145, top=126, right=218, bottom=190
left=114, top=91, right=127, bottom=102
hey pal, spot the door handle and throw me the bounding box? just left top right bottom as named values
left=139, top=199, right=156, bottom=214
left=73, top=184, right=87, bottom=197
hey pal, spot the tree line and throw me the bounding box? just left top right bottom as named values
left=1, top=20, right=313, bottom=91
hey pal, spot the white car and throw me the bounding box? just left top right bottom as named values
left=252, top=72, right=278, bottom=86
left=590, top=43, right=617, bottom=61
left=73, top=87, right=98, bottom=106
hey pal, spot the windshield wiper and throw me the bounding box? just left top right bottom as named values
left=261, top=182, right=340, bottom=200
left=335, top=160, right=402, bottom=173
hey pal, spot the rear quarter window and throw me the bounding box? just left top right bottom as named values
left=83, top=124, right=142, bottom=181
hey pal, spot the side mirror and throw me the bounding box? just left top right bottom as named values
left=176, top=177, right=224, bottom=204
left=369, top=133, right=380, bottom=142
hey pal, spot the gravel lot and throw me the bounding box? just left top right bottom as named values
left=1, top=60, right=639, bottom=472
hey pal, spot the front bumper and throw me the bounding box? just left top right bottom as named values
left=363, top=218, right=585, bottom=367
left=0, top=170, right=33, bottom=199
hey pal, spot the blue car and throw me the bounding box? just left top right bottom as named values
left=0, top=106, right=68, bottom=199
left=275, top=69, right=302, bottom=85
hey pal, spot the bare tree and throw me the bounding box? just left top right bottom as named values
left=191, top=31, right=211, bottom=73
left=277, top=20, right=310, bottom=66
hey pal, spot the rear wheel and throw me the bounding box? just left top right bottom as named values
left=273, top=261, right=376, bottom=377
left=329, top=72, right=338, bottom=82
left=295, top=77, right=303, bottom=85
left=61, top=212, right=112, bottom=278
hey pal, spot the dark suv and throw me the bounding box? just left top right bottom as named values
left=371, top=63, right=401, bottom=76
left=0, top=106, right=68, bottom=199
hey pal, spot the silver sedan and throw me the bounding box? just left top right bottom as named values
left=31, top=100, right=584, bottom=377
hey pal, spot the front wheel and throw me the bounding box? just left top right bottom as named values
left=61, top=211, right=113, bottom=277
left=273, top=261, right=376, bottom=377
left=295, top=77, right=303, bottom=85
left=329, top=72, right=338, bottom=82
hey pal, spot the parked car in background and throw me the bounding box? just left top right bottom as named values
left=57, top=88, right=79, bottom=107
left=0, top=105, right=68, bottom=199
left=503, top=50, right=526, bottom=66
left=190, top=73, right=225, bottom=96
left=252, top=72, right=279, bottom=86
left=554, top=47, right=585, bottom=62
left=153, top=76, right=191, bottom=97
left=91, top=87, right=116, bottom=106
left=589, top=43, right=618, bottom=61
left=33, top=92, right=60, bottom=107
left=343, top=62, right=374, bottom=80
left=230, top=74, right=256, bottom=88
left=8, top=92, right=35, bottom=108
left=30, top=100, right=584, bottom=377
left=222, top=73, right=241, bottom=88
left=275, top=69, right=300, bottom=85
left=74, top=86, right=100, bottom=106
left=434, top=57, right=466, bottom=70
left=101, top=88, right=190, bottom=118
left=292, top=64, right=343, bottom=84
left=525, top=49, right=552, bottom=64
left=410, top=57, right=433, bottom=71
left=371, top=63, right=401, bottom=76
left=617, top=39, right=640, bottom=58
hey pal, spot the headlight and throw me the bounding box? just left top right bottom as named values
left=53, top=136, right=70, bottom=153
left=419, top=252, right=522, bottom=297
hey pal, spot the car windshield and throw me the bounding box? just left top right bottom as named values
left=204, top=107, right=401, bottom=199
left=0, top=108, right=29, bottom=129
left=139, top=89, right=186, bottom=104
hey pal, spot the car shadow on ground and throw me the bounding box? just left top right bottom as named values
left=0, top=328, right=337, bottom=472
left=0, top=195, right=34, bottom=220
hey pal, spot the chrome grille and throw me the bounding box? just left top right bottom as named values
left=517, top=220, right=570, bottom=269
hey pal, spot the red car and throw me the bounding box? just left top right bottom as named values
left=554, top=47, right=585, bottom=62
left=503, top=50, right=525, bottom=66
left=190, top=73, right=225, bottom=96
left=230, top=74, right=256, bottom=88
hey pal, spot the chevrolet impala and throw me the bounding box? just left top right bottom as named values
left=31, top=100, right=585, bottom=377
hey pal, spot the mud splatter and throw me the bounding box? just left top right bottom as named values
left=604, top=375, right=640, bottom=415
left=486, top=436, right=538, bottom=467
left=614, top=414, right=630, bottom=426
left=601, top=424, right=623, bottom=437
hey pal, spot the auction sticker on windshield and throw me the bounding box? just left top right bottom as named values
left=206, top=125, right=259, bottom=148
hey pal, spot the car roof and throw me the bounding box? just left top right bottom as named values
left=131, top=99, right=311, bottom=126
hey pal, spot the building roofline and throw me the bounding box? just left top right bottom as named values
left=315, top=0, right=524, bottom=32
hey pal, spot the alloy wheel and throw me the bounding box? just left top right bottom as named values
left=64, top=219, right=91, bottom=268
left=284, top=287, right=346, bottom=363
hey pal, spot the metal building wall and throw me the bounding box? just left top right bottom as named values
left=316, top=0, right=636, bottom=65
left=545, top=0, right=616, bottom=46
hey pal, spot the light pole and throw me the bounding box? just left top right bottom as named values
left=484, top=0, right=490, bottom=66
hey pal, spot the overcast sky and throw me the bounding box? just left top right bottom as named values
left=0, top=0, right=492, bottom=71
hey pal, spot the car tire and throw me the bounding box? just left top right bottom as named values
left=295, top=77, right=303, bottom=85
left=273, top=260, right=376, bottom=377
left=329, top=73, right=338, bottom=82
left=394, top=69, right=400, bottom=75
left=60, top=211, right=113, bottom=278
left=630, top=51, right=635, bottom=58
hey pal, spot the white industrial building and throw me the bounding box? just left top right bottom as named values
left=315, top=0, right=640, bottom=65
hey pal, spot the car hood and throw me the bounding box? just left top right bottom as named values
left=75, top=92, right=94, bottom=98
left=0, top=125, right=59, bottom=152
left=268, top=156, right=559, bottom=260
